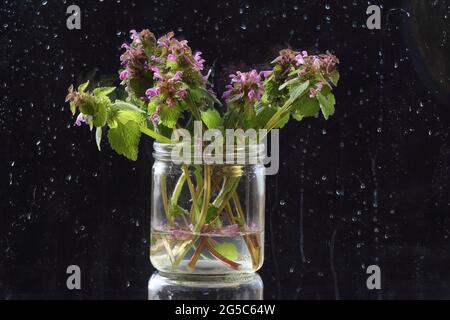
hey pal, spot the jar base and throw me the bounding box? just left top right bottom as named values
left=148, top=271, right=264, bottom=300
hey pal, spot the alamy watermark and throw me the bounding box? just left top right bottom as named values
left=169, top=121, right=279, bottom=175
left=66, top=5, right=81, bottom=30
left=366, top=265, right=381, bottom=290
left=366, top=5, right=381, bottom=30
left=66, top=265, right=81, bottom=290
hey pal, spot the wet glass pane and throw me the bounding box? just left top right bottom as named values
left=1, top=0, right=449, bottom=299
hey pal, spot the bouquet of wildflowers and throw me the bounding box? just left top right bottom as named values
left=66, top=29, right=339, bottom=272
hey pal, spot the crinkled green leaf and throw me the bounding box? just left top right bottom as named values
left=113, top=100, right=145, bottom=113
left=159, top=105, right=181, bottom=128
left=330, top=70, right=340, bottom=86
left=292, top=95, right=320, bottom=121
left=201, top=108, right=223, bottom=129
left=316, top=90, right=335, bottom=120
left=92, top=102, right=107, bottom=127
left=78, top=81, right=89, bottom=93
left=107, top=120, right=141, bottom=161
left=78, top=98, right=95, bottom=116
left=116, top=110, right=145, bottom=126
left=288, top=80, right=310, bottom=103
left=279, top=77, right=298, bottom=91
left=93, top=87, right=115, bottom=97
left=214, top=242, right=239, bottom=261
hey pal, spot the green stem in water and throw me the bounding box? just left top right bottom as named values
left=171, top=165, right=212, bottom=269
left=161, top=175, right=173, bottom=226
left=182, top=164, right=201, bottom=224
left=170, top=171, right=186, bottom=208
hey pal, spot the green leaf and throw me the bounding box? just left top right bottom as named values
left=316, top=90, right=336, bottom=120
left=292, top=95, right=320, bottom=121
left=169, top=204, right=189, bottom=217
left=205, top=205, right=219, bottom=224
left=113, top=100, right=145, bottom=113
left=93, top=87, right=116, bottom=97
left=201, top=108, right=223, bottom=129
left=92, top=102, right=107, bottom=127
left=288, top=80, right=310, bottom=103
left=140, top=126, right=174, bottom=144
left=78, top=81, right=89, bottom=93
left=159, top=105, right=181, bottom=128
left=262, top=78, right=280, bottom=103
left=70, top=102, right=76, bottom=115
left=116, top=110, right=145, bottom=126
left=330, top=71, right=340, bottom=86
left=214, top=242, right=239, bottom=261
left=279, top=78, right=298, bottom=91
left=107, top=120, right=141, bottom=161
left=254, top=105, right=276, bottom=128
left=95, top=127, right=102, bottom=151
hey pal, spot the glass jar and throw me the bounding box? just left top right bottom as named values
left=150, top=142, right=265, bottom=276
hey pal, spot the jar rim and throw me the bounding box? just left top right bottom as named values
left=153, top=141, right=266, bottom=164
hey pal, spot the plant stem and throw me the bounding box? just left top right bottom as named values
left=170, top=171, right=186, bottom=207
left=161, top=175, right=173, bottom=226
left=231, top=192, right=261, bottom=268
left=171, top=165, right=212, bottom=269
left=182, top=164, right=201, bottom=224
left=187, top=237, right=207, bottom=269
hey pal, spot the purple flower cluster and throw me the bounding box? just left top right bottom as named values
left=295, top=51, right=339, bottom=97
left=119, top=31, right=156, bottom=81
left=222, top=70, right=269, bottom=104
left=117, top=29, right=211, bottom=124
left=144, top=68, right=188, bottom=123
left=271, top=48, right=340, bottom=98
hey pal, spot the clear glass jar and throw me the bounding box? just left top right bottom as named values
left=150, top=142, right=265, bottom=275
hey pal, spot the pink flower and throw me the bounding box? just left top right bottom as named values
left=149, top=105, right=161, bottom=124
left=167, top=53, right=177, bottom=61
left=150, top=66, right=164, bottom=80
left=166, top=97, right=173, bottom=106
left=145, top=87, right=161, bottom=98
left=177, top=89, right=187, bottom=98
left=295, top=51, right=308, bottom=65
left=171, top=71, right=183, bottom=82
left=119, top=69, right=130, bottom=81
left=248, top=89, right=256, bottom=101
left=149, top=55, right=163, bottom=64
left=312, top=56, right=321, bottom=71
left=130, top=29, right=138, bottom=40
left=74, top=113, right=92, bottom=126
left=295, top=54, right=305, bottom=65
left=193, top=51, right=205, bottom=71
left=309, top=81, right=324, bottom=98
left=223, top=69, right=263, bottom=103
left=157, top=32, right=174, bottom=48
left=260, top=70, right=272, bottom=78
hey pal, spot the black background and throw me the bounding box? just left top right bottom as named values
left=1, top=0, right=450, bottom=299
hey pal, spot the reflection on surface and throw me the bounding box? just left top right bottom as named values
left=148, top=272, right=263, bottom=300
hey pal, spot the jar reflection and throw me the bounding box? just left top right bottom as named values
left=148, top=272, right=263, bottom=300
